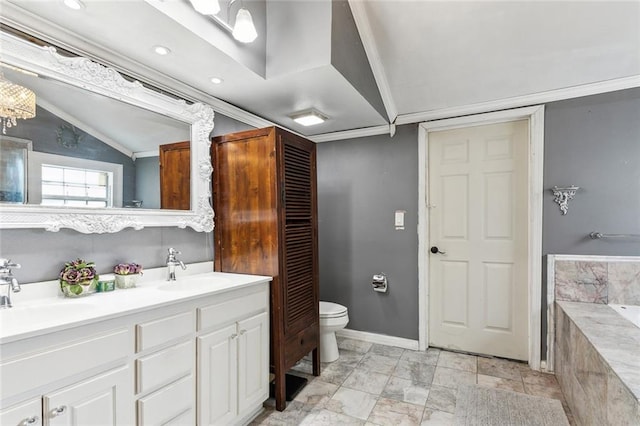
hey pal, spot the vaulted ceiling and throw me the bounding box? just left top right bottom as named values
left=2, top=0, right=639, bottom=142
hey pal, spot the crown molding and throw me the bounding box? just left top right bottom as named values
left=348, top=0, right=398, bottom=123
left=396, top=75, right=640, bottom=125
left=309, top=125, right=390, bottom=143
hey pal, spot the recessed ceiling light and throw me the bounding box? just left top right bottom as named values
left=63, top=0, right=84, bottom=10
left=153, top=45, right=171, bottom=56
left=290, top=109, right=328, bottom=126
left=210, top=77, right=223, bottom=84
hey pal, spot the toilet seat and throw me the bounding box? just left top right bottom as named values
left=320, top=301, right=347, bottom=319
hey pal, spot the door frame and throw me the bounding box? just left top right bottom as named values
left=417, top=105, right=545, bottom=370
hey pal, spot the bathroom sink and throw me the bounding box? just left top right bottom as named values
left=157, top=275, right=232, bottom=292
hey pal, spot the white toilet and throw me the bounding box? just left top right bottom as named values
left=319, top=301, right=349, bottom=363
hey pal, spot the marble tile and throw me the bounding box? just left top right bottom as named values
left=337, top=337, right=373, bottom=354
left=370, top=343, right=405, bottom=359
left=393, top=359, right=436, bottom=384
left=420, top=408, right=454, bottom=425
left=425, top=385, right=457, bottom=413
left=521, top=369, right=562, bottom=388
left=477, top=357, right=527, bottom=381
left=343, top=367, right=390, bottom=395
left=608, top=261, right=640, bottom=305
left=319, top=360, right=357, bottom=386
left=325, top=387, right=378, bottom=420
left=436, top=351, right=477, bottom=373
left=477, top=373, right=525, bottom=393
left=357, top=352, right=400, bottom=375
left=523, top=381, right=564, bottom=401
left=333, top=349, right=366, bottom=368
left=293, top=379, right=339, bottom=408
left=401, top=348, right=440, bottom=365
left=555, top=260, right=608, bottom=303
left=250, top=400, right=316, bottom=425
left=606, top=368, right=640, bottom=425
left=431, top=366, right=476, bottom=389
left=367, top=397, right=424, bottom=426
left=300, top=408, right=366, bottom=426
left=382, top=376, right=431, bottom=406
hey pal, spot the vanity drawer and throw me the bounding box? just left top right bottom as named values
left=137, top=375, right=194, bottom=426
left=136, top=311, right=194, bottom=353
left=198, top=289, right=267, bottom=331
left=136, top=340, right=193, bottom=394
left=0, top=328, right=130, bottom=398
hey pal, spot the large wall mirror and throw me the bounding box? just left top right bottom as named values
left=0, top=31, right=215, bottom=233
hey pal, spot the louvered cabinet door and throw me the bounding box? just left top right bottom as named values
left=280, top=138, right=318, bottom=337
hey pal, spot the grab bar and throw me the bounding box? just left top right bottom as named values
left=589, top=232, right=640, bottom=240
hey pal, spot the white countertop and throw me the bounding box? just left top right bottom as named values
left=0, top=262, right=271, bottom=344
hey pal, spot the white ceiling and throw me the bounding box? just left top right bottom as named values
left=1, top=0, right=639, bottom=142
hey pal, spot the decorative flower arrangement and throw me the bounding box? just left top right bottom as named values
left=113, top=262, right=143, bottom=289
left=113, top=263, right=143, bottom=276
left=59, top=258, right=99, bottom=297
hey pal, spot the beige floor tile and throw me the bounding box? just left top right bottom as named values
left=337, top=337, right=373, bottom=354
left=437, top=351, right=477, bottom=373
left=477, top=357, right=527, bottom=381
left=425, top=385, right=457, bottom=414
left=367, top=397, right=424, bottom=426
left=431, top=366, right=476, bottom=389
left=326, top=387, right=378, bottom=420
left=421, top=407, right=454, bottom=425
left=477, top=373, right=525, bottom=393
left=343, top=367, right=390, bottom=395
left=358, top=352, right=400, bottom=375
left=394, top=359, right=436, bottom=384
left=382, top=376, right=431, bottom=406
left=293, top=379, right=339, bottom=408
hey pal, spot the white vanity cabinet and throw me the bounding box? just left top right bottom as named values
left=1, top=275, right=270, bottom=426
left=197, top=288, right=269, bottom=425
left=0, top=328, right=134, bottom=426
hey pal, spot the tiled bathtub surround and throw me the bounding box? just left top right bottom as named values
left=546, top=255, right=640, bottom=371
left=551, top=255, right=640, bottom=304
left=555, top=301, right=640, bottom=425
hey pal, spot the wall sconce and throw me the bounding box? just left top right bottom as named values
left=189, top=0, right=257, bottom=44
left=551, top=185, right=579, bottom=215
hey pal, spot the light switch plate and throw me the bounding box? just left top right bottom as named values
left=395, top=210, right=406, bottom=230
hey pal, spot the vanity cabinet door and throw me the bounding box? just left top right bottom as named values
left=43, top=366, right=132, bottom=426
left=237, top=312, right=269, bottom=415
left=197, top=324, right=238, bottom=425
left=0, top=398, right=42, bottom=426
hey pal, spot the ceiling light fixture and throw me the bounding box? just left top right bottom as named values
left=189, top=0, right=258, bottom=44
left=63, top=0, right=84, bottom=10
left=290, top=109, right=328, bottom=127
left=210, top=77, right=223, bottom=84
left=232, top=7, right=257, bottom=43
left=153, top=45, right=171, bottom=56
left=0, top=73, right=36, bottom=134
left=188, top=0, right=220, bottom=16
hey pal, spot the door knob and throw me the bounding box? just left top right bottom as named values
left=430, top=246, right=446, bottom=255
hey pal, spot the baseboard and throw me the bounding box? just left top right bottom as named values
left=336, top=328, right=419, bottom=350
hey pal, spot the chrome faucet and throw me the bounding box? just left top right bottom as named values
left=0, top=258, right=21, bottom=309
left=166, top=248, right=186, bottom=281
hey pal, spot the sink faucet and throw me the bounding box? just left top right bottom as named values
left=166, top=248, right=186, bottom=281
left=0, top=258, right=21, bottom=309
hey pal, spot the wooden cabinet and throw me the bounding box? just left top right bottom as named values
left=159, top=140, right=190, bottom=210
left=212, top=126, right=320, bottom=411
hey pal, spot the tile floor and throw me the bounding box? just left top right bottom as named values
left=251, top=337, right=574, bottom=425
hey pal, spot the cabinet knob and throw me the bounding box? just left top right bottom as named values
left=239, top=329, right=246, bottom=335
left=50, top=405, right=67, bottom=417
left=230, top=333, right=238, bottom=339
left=21, top=416, right=39, bottom=426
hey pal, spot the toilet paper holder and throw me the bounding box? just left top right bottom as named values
left=372, top=273, right=388, bottom=293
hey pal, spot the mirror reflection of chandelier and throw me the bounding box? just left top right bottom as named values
left=0, top=73, right=36, bottom=134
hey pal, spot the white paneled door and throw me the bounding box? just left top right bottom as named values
left=428, top=119, right=529, bottom=360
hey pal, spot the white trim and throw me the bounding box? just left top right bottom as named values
left=397, top=75, right=640, bottom=125
left=417, top=105, right=544, bottom=370
left=347, top=0, right=398, bottom=123
left=549, top=254, right=640, bottom=263
left=309, top=125, right=391, bottom=143
left=336, top=329, right=419, bottom=351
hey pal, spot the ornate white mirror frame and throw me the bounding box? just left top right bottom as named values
left=0, top=32, right=215, bottom=233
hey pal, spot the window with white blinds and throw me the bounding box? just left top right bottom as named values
left=40, top=165, right=112, bottom=207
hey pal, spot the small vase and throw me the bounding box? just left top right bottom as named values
left=115, top=273, right=139, bottom=289
left=60, top=279, right=97, bottom=298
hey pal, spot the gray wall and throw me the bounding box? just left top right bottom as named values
left=0, top=113, right=254, bottom=284
left=135, top=156, right=160, bottom=209
left=317, top=124, right=419, bottom=340
left=542, top=88, right=640, bottom=256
